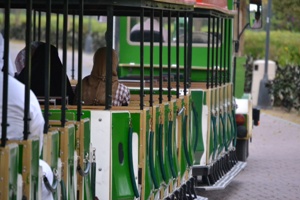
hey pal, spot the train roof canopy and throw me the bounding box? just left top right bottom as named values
left=2, top=0, right=195, bottom=15
left=194, top=0, right=236, bottom=17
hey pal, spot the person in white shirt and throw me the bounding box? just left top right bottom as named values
left=0, top=33, right=53, bottom=200
left=0, top=33, right=16, bottom=76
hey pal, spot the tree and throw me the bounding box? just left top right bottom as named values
left=272, top=0, right=300, bottom=31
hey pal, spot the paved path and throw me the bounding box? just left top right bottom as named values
left=198, top=113, right=300, bottom=200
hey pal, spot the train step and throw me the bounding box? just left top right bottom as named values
left=195, top=161, right=247, bottom=191
left=193, top=195, right=208, bottom=200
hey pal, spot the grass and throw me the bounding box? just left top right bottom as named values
left=244, top=30, right=300, bottom=66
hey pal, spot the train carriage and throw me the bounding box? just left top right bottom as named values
left=0, top=0, right=261, bottom=199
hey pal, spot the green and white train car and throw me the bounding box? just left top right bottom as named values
left=0, top=0, right=260, bottom=199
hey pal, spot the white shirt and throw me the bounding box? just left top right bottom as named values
left=0, top=33, right=16, bottom=76
left=0, top=71, right=45, bottom=153
left=0, top=36, right=53, bottom=199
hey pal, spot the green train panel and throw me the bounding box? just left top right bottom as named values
left=47, top=109, right=93, bottom=200
left=130, top=109, right=153, bottom=200
left=0, top=143, right=19, bottom=200
left=152, top=105, right=165, bottom=193
left=190, top=90, right=205, bottom=164
left=51, top=123, right=76, bottom=200
left=75, top=119, right=93, bottom=200
left=18, top=139, right=40, bottom=199
left=43, top=130, right=60, bottom=200
left=90, top=110, right=139, bottom=200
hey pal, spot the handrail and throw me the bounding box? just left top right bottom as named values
left=91, top=148, right=96, bottom=199
left=220, top=113, right=228, bottom=151
left=192, top=102, right=199, bottom=152
left=149, top=131, right=159, bottom=189
left=183, top=115, right=192, bottom=166
left=231, top=110, right=237, bottom=147
left=128, top=127, right=140, bottom=198
left=228, top=112, right=236, bottom=147
left=43, top=169, right=58, bottom=193
left=77, top=158, right=91, bottom=177
left=211, top=115, right=218, bottom=159
left=167, top=121, right=177, bottom=178
left=158, top=123, right=167, bottom=182
left=60, top=180, right=67, bottom=200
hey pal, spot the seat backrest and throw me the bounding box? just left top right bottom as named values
left=130, top=30, right=162, bottom=43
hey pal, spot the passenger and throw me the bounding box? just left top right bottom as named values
left=14, top=41, right=43, bottom=76
left=75, top=47, right=130, bottom=106
left=130, top=17, right=168, bottom=42
left=15, top=42, right=75, bottom=105
left=0, top=34, right=53, bottom=200
left=0, top=33, right=16, bottom=76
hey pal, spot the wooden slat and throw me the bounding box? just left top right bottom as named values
left=0, top=143, right=19, bottom=200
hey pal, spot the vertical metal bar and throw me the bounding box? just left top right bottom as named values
left=219, top=18, right=224, bottom=86
left=257, top=0, right=272, bottom=108
left=149, top=10, right=154, bottom=107
left=187, top=12, right=193, bottom=89
left=167, top=11, right=171, bottom=101
left=215, top=17, right=219, bottom=87
left=227, top=20, right=231, bottom=83
left=264, top=0, right=272, bottom=76
left=72, top=14, right=75, bottom=80
left=56, top=13, right=59, bottom=49
left=33, top=10, right=36, bottom=41
left=176, top=12, right=180, bottom=99
left=1, top=0, right=10, bottom=147
left=211, top=17, right=215, bottom=88
left=24, top=0, right=32, bottom=140
left=159, top=10, right=163, bottom=104
left=77, top=0, right=83, bottom=120
left=38, top=11, right=41, bottom=41
left=219, top=18, right=225, bottom=85
left=223, top=19, right=227, bottom=84
left=105, top=5, right=113, bottom=110
left=183, top=12, right=187, bottom=95
left=43, top=0, right=51, bottom=134
left=206, top=16, right=211, bottom=89
left=61, top=0, right=68, bottom=126
left=140, top=8, right=145, bottom=110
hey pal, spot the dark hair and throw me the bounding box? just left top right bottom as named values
left=16, top=43, right=75, bottom=104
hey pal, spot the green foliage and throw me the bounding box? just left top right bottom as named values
left=244, top=30, right=300, bottom=66
left=243, top=56, right=254, bottom=94
left=0, top=11, right=107, bottom=51
left=272, top=0, right=300, bottom=31
left=267, top=65, right=300, bottom=112
left=244, top=56, right=300, bottom=112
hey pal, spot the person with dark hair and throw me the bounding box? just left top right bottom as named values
left=15, top=42, right=75, bottom=105
left=74, top=47, right=130, bottom=106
